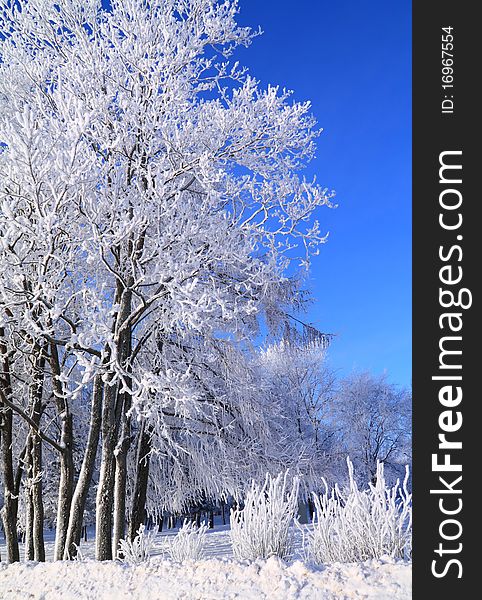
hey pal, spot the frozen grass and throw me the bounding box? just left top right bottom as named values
left=302, top=459, right=412, bottom=564
left=230, top=471, right=299, bottom=560
left=117, top=524, right=158, bottom=565
left=0, top=520, right=411, bottom=598
left=165, top=519, right=207, bottom=562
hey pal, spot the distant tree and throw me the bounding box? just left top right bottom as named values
left=259, top=339, right=338, bottom=480
left=332, top=372, right=411, bottom=485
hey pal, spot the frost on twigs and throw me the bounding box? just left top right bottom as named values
left=117, top=524, right=158, bottom=565
left=301, top=458, right=412, bottom=564
left=230, top=471, right=299, bottom=561
left=165, top=519, right=208, bottom=562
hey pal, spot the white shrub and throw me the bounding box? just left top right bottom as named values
left=166, top=519, right=208, bottom=562
left=230, top=471, right=299, bottom=561
left=117, top=524, right=157, bottom=565
left=303, top=458, right=412, bottom=564
left=72, top=543, right=86, bottom=562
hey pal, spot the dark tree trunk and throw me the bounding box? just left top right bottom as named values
left=50, top=341, right=74, bottom=561
left=64, top=374, right=103, bottom=559
left=112, top=369, right=132, bottom=556
left=28, top=344, right=46, bottom=562
left=307, top=497, right=315, bottom=521
left=0, top=329, right=20, bottom=563
left=128, top=420, right=152, bottom=541
left=97, top=286, right=132, bottom=560
left=31, top=431, right=45, bottom=562
left=95, top=375, right=118, bottom=560
left=112, top=421, right=129, bottom=556
left=24, top=437, right=35, bottom=561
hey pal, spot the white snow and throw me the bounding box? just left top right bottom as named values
left=0, top=527, right=411, bottom=599
left=0, top=555, right=411, bottom=600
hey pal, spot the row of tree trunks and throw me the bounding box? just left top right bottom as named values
left=2, top=308, right=153, bottom=563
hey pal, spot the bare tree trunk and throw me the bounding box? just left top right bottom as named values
left=64, top=374, right=103, bottom=559
left=24, top=431, right=45, bottom=563
left=24, top=497, right=34, bottom=560
left=95, top=375, right=118, bottom=560
left=24, top=437, right=34, bottom=561
left=128, top=420, right=152, bottom=540
left=30, top=344, right=46, bottom=562
left=50, top=341, right=74, bottom=561
left=108, top=287, right=133, bottom=558
left=112, top=341, right=132, bottom=556
left=31, top=431, right=45, bottom=562
left=112, top=415, right=129, bottom=556
left=53, top=417, right=74, bottom=560
left=0, top=330, right=20, bottom=563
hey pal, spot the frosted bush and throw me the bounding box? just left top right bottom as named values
left=230, top=471, right=299, bottom=560
left=71, top=543, right=86, bottom=562
left=167, top=520, right=208, bottom=562
left=303, top=458, right=412, bottom=564
left=117, top=524, right=157, bottom=565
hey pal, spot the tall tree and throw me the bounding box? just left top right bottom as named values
left=1, top=0, right=334, bottom=560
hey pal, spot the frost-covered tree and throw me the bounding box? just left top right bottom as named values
left=332, top=373, right=412, bottom=485
left=259, top=338, right=337, bottom=461
left=1, top=0, right=334, bottom=562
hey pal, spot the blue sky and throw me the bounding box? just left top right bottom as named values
left=237, top=0, right=412, bottom=387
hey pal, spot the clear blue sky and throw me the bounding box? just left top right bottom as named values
left=237, top=0, right=412, bottom=387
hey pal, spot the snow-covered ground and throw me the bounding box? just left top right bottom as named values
left=0, top=527, right=411, bottom=599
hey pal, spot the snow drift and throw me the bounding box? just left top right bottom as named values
left=0, top=556, right=411, bottom=600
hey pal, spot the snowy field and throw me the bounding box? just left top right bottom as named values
left=0, top=526, right=411, bottom=599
